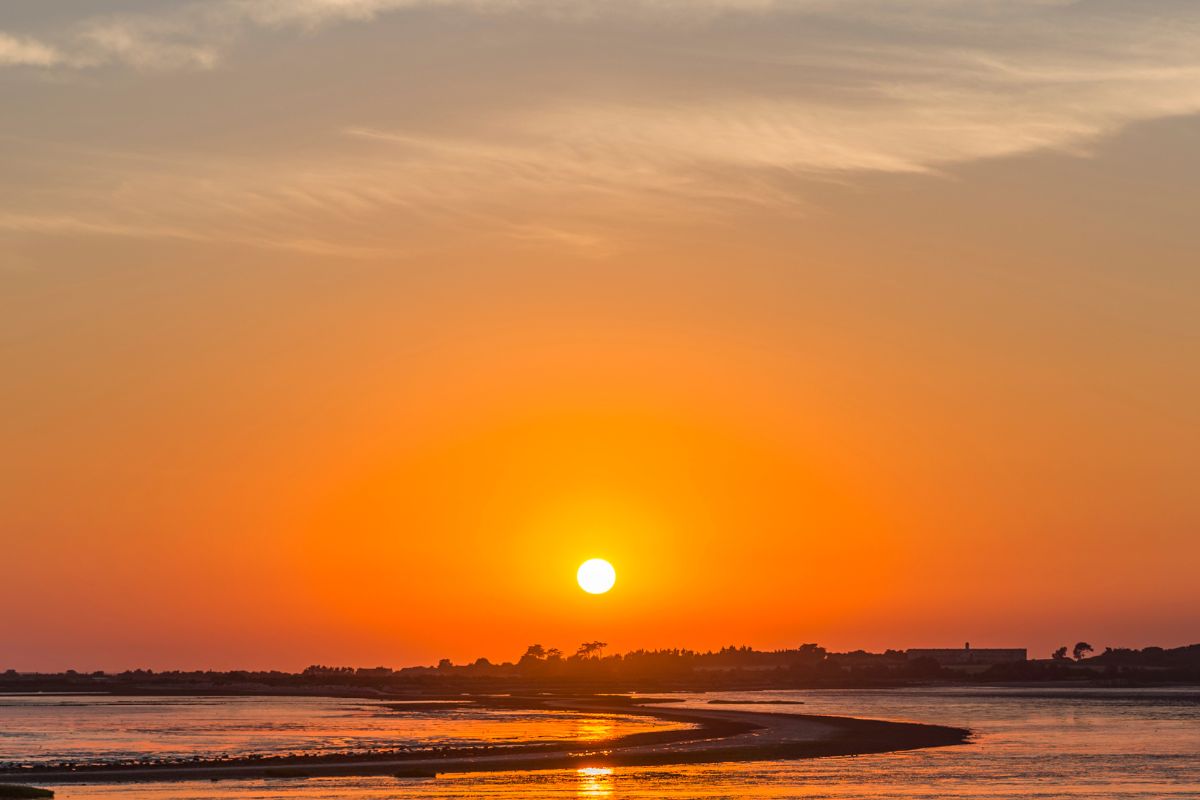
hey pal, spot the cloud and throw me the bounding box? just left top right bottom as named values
left=78, top=22, right=219, bottom=71
left=0, top=0, right=1104, bottom=72
left=4, top=1, right=1200, bottom=256
left=0, top=21, right=217, bottom=71
left=0, top=212, right=208, bottom=241
left=0, top=32, right=62, bottom=66
left=1, top=2, right=491, bottom=70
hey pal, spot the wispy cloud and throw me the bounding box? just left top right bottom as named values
left=0, top=23, right=216, bottom=71
left=4, top=1, right=1200, bottom=255
left=0, top=32, right=62, bottom=66
left=77, top=22, right=219, bottom=71
left=0, top=0, right=1130, bottom=72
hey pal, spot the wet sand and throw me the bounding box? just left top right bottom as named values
left=5, top=695, right=970, bottom=785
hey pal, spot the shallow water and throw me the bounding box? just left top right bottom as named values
left=0, top=694, right=685, bottom=767
left=10, top=687, right=1200, bottom=798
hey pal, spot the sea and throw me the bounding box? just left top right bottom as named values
left=2, top=686, right=1198, bottom=799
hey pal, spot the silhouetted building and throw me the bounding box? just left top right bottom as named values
left=906, top=643, right=1026, bottom=667
left=355, top=667, right=395, bottom=676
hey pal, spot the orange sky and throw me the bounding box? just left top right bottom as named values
left=2, top=0, right=1199, bottom=671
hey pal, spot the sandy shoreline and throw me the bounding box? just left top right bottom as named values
left=3, top=695, right=970, bottom=785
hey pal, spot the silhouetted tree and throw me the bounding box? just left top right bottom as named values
left=575, top=641, right=607, bottom=660
left=523, top=644, right=547, bottom=660
left=1052, top=646, right=1069, bottom=660
left=1072, top=642, right=1094, bottom=661
left=796, top=643, right=828, bottom=664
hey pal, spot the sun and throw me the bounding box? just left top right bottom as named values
left=577, top=558, right=616, bottom=594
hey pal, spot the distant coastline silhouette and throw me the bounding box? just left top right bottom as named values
left=6, top=641, right=1199, bottom=696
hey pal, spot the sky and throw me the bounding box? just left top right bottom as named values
left=2, top=0, right=1198, bottom=672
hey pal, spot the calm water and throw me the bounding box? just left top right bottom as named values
left=0, top=694, right=686, bottom=767
left=6, top=687, right=1198, bottom=798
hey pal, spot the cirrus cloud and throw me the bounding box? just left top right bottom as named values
left=3, top=0, right=1200, bottom=255
left=0, top=31, right=62, bottom=66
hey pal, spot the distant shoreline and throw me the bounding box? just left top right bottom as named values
left=3, top=694, right=970, bottom=785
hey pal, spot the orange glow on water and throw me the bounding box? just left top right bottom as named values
left=577, top=767, right=615, bottom=798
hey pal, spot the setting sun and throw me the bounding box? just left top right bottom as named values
left=577, top=559, right=616, bottom=595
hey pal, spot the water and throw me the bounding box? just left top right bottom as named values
left=5, top=687, right=1198, bottom=798
left=0, top=694, right=687, bottom=767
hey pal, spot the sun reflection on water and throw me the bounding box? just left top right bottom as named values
left=576, top=766, right=614, bottom=797
left=574, top=717, right=615, bottom=742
